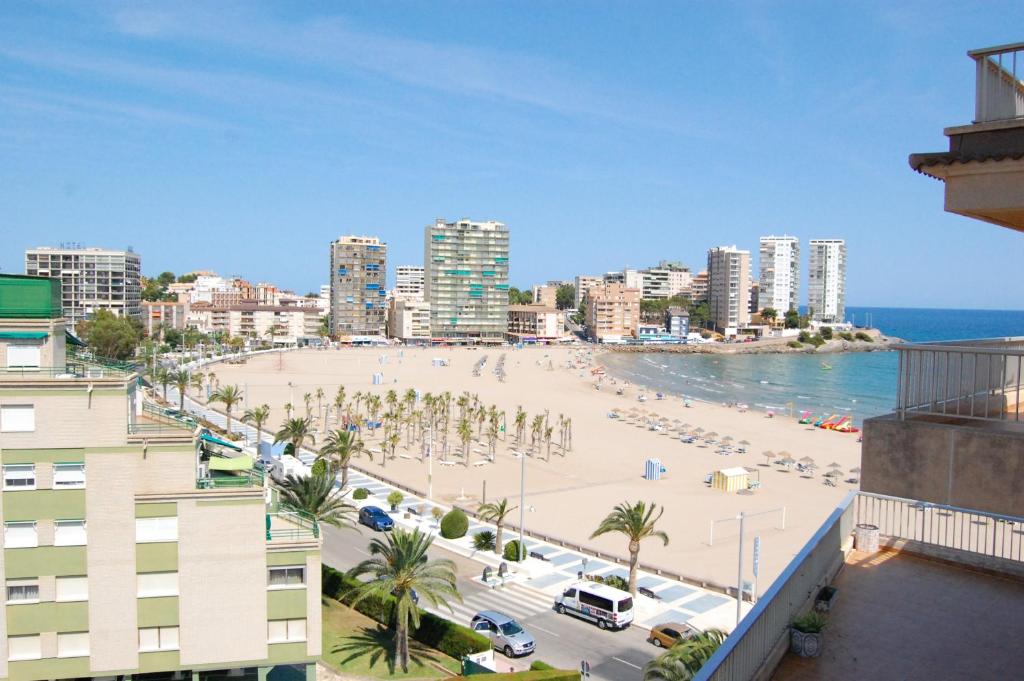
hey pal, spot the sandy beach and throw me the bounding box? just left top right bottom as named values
left=210, top=346, right=862, bottom=589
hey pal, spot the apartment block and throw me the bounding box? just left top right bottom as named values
left=573, top=276, right=602, bottom=309
left=666, top=307, right=690, bottom=338
left=387, top=298, right=430, bottom=343
left=641, top=263, right=692, bottom=300
left=585, top=283, right=639, bottom=343
left=758, top=235, right=800, bottom=313
left=423, top=218, right=509, bottom=343
left=506, top=305, right=565, bottom=343
left=807, top=239, right=846, bottom=323
left=329, top=236, right=387, bottom=339
left=0, top=274, right=320, bottom=681
left=24, top=247, right=142, bottom=329
left=394, top=266, right=425, bottom=301
left=530, top=285, right=557, bottom=309
left=690, top=271, right=709, bottom=304
left=603, top=269, right=643, bottom=291
left=706, top=246, right=751, bottom=331
left=142, top=301, right=190, bottom=338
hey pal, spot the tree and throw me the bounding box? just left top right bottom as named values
left=164, top=327, right=183, bottom=348
left=783, top=309, right=801, bottom=329
left=177, top=273, right=198, bottom=284
left=643, top=629, right=727, bottom=681
left=171, top=369, right=191, bottom=412
left=277, top=470, right=356, bottom=529
left=514, top=407, right=527, bottom=447
left=507, top=287, right=533, bottom=305
left=210, top=385, right=244, bottom=435
left=478, top=498, right=517, bottom=556
left=457, top=418, right=473, bottom=466
left=153, top=366, right=172, bottom=402
left=688, top=301, right=710, bottom=329
left=572, top=300, right=587, bottom=326
left=243, top=405, right=271, bottom=450
left=555, top=284, right=576, bottom=310
left=761, top=307, right=778, bottom=324
left=590, top=501, right=669, bottom=596
left=274, top=417, right=315, bottom=457
left=78, top=309, right=141, bottom=359
left=347, top=529, right=461, bottom=672
left=191, top=371, right=205, bottom=396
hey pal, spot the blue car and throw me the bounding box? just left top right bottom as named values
left=359, top=506, right=394, bottom=531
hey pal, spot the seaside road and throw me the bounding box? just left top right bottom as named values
left=322, top=525, right=654, bottom=680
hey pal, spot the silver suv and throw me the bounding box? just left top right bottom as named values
left=471, top=610, right=535, bottom=658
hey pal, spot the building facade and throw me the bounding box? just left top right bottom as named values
left=387, top=298, right=430, bottom=343
left=423, top=219, right=509, bottom=343
left=329, top=236, right=387, bottom=339
left=24, top=247, right=142, bottom=328
left=707, top=246, right=751, bottom=331
left=807, top=239, right=847, bottom=323
left=585, top=283, right=639, bottom=343
left=0, top=274, right=320, bottom=681
left=690, top=271, right=709, bottom=303
left=666, top=307, right=690, bottom=338
left=573, top=276, right=602, bottom=309
left=394, top=266, right=425, bottom=301
left=507, top=305, right=564, bottom=343
left=758, top=235, right=800, bottom=313
left=142, top=301, right=190, bottom=338
left=530, top=285, right=557, bottom=309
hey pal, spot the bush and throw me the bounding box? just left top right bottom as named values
left=792, top=611, right=828, bottom=633
left=838, top=331, right=854, bottom=341
left=855, top=331, right=873, bottom=343
left=797, top=331, right=811, bottom=343
left=530, top=661, right=555, bottom=671
left=440, top=508, right=469, bottom=539
left=284, top=443, right=295, bottom=457
left=787, top=340, right=804, bottom=349
left=387, top=490, right=404, bottom=509
left=472, top=530, right=496, bottom=552
left=503, top=539, right=524, bottom=562
left=311, top=459, right=327, bottom=476
left=808, top=334, right=826, bottom=348
left=353, top=487, right=369, bottom=500
left=603, top=574, right=629, bottom=591
left=431, top=507, right=444, bottom=523
left=819, top=326, right=833, bottom=340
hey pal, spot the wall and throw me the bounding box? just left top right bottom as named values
left=0, top=385, right=129, bottom=449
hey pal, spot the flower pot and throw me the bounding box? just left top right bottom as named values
left=790, top=629, right=823, bottom=658
left=815, top=586, right=838, bottom=613
left=390, top=504, right=398, bottom=512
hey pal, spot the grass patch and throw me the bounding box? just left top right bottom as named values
left=321, top=596, right=462, bottom=679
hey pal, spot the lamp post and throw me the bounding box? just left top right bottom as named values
left=427, top=424, right=433, bottom=500
left=518, top=449, right=526, bottom=561
left=736, top=511, right=745, bottom=627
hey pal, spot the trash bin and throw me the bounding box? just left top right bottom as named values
left=854, top=523, right=880, bottom=554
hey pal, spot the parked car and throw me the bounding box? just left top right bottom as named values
left=554, top=581, right=634, bottom=630
left=358, top=506, right=394, bottom=531
left=648, top=622, right=701, bottom=648
left=471, top=611, right=535, bottom=657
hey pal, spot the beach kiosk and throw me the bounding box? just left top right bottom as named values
left=712, top=466, right=749, bottom=492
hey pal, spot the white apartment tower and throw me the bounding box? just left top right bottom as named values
left=758, top=235, right=800, bottom=313
left=706, top=246, right=751, bottom=331
left=808, top=239, right=847, bottom=323
left=329, top=235, right=387, bottom=338
left=394, top=266, right=425, bottom=301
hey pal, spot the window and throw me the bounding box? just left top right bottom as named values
left=3, top=465, right=35, bottom=491
left=54, top=520, right=87, bottom=546
left=56, top=576, right=88, bottom=602
left=53, top=463, right=86, bottom=489
left=578, top=591, right=613, bottom=612
left=6, top=580, right=39, bottom=604
left=8, top=634, right=41, bottom=661
left=0, top=405, right=35, bottom=433
left=268, top=619, right=306, bottom=643
left=267, top=566, right=305, bottom=589
left=139, top=626, right=179, bottom=652
left=138, top=572, right=178, bottom=598
left=136, top=517, right=177, bottom=543
left=57, top=632, right=89, bottom=658
left=6, top=345, right=41, bottom=369
left=4, top=522, right=37, bottom=548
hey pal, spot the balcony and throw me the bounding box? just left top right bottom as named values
left=266, top=508, right=320, bottom=545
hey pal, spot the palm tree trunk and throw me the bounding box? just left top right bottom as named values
left=628, top=544, right=639, bottom=596
left=396, top=616, right=408, bottom=672
left=341, top=464, right=349, bottom=490
left=495, top=523, right=503, bottom=555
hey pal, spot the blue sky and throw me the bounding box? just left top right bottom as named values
left=1, top=1, right=1023, bottom=308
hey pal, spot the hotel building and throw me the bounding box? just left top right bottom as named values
left=506, top=305, right=565, bottom=344
left=758, top=235, right=800, bottom=313
left=584, top=283, right=639, bottom=343
left=0, top=274, right=320, bottom=681
left=394, top=266, right=425, bottom=301
left=423, top=218, right=509, bottom=343
left=387, top=298, right=430, bottom=344
left=329, top=236, right=387, bottom=339
left=706, top=246, right=751, bottom=331
left=24, top=247, right=142, bottom=329
left=807, top=239, right=846, bottom=323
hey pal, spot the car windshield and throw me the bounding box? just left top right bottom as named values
left=368, top=509, right=386, bottom=517
left=617, top=597, right=633, bottom=612
left=499, top=621, right=523, bottom=636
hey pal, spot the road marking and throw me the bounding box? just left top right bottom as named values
left=530, top=625, right=560, bottom=637
left=612, top=657, right=642, bottom=670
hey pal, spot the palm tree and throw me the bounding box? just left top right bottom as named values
left=303, top=392, right=313, bottom=419
left=476, top=406, right=487, bottom=439
left=277, top=470, right=356, bottom=529
left=565, top=416, right=573, bottom=452
left=366, top=394, right=382, bottom=436
left=486, top=418, right=499, bottom=460
left=333, top=386, right=346, bottom=427
left=457, top=418, right=473, bottom=467
left=514, top=407, right=527, bottom=447
left=530, top=414, right=545, bottom=454
left=590, top=501, right=669, bottom=596
left=171, top=368, right=191, bottom=412
left=347, top=529, right=461, bottom=672
left=478, top=498, right=517, bottom=556
left=284, top=402, right=294, bottom=419
left=544, top=425, right=554, bottom=461
left=274, top=417, right=315, bottom=457
left=386, top=431, right=400, bottom=467
left=319, top=429, right=364, bottom=489
left=153, top=366, right=171, bottom=402
left=243, top=405, right=271, bottom=449
left=315, top=387, right=326, bottom=428
left=642, top=629, right=727, bottom=681
left=191, top=371, right=205, bottom=396
left=210, top=384, right=244, bottom=435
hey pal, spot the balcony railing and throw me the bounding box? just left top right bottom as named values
left=896, top=337, right=1024, bottom=423
left=266, top=507, right=320, bottom=541
left=971, top=42, right=1024, bottom=124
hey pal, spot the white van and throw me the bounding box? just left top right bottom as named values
left=554, top=581, right=635, bottom=630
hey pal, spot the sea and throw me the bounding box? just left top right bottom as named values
left=600, top=307, right=1024, bottom=424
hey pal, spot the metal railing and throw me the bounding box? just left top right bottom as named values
left=197, top=465, right=265, bottom=489
left=266, top=506, right=319, bottom=541
left=67, top=348, right=140, bottom=374
left=896, top=338, right=1024, bottom=422
left=971, top=42, right=1024, bottom=124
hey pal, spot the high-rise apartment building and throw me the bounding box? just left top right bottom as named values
left=573, top=275, right=602, bottom=309
left=690, top=271, right=709, bottom=304
left=584, top=283, right=639, bottom=342
left=808, top=239, right=847, bottom=323
left=423, top=218, right=509, bottom=343
left=329, top=235, right=387, bottom=339
left=758, top=235, right=800, bottom=313
left=394, top=266, right=425, bottom=301
left=641, top=263, right=692, bottom=300
left=707, top=246, right=751, bottom=331
left=0, top=274, right=320, bottom=681
left=603, top=269, right=643, bottom=290
left=530, top=285, right=557, bottom=308
left=24, top=246, right=142, bottom=328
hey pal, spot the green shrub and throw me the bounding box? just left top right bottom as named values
left=787, top=340, right=803, bottom=349
left=797, top=331, right=811, bottom=343
left=353, top=487, right=369, bottom=500
left=503, top=539, right=524, bottom=562
left=808, top=334, right=826, bottom=347
left=530, top=661, right=555, bottom=671
left=440, top=508, right=469, bottom=539
left=387, top=490, right=404, bottom=509
left=472, top=530, right=496, bottom=552
left=431, top=507, right=444, bottom=522
left=792, top=611, right=828, bottom=633
left=284, top=443, right=295, bottom=457
left=819, top=326, right=833, bottom=340
left=311, top=459, right=327, bottom=476
left=855, top=331, right=873, bottom=343
left=838, top=331, right=854, bottom=341
left=603, top=574, right=629, bottom=591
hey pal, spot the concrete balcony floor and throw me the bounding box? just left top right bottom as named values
left=772, top=550, right=1024, bottom=681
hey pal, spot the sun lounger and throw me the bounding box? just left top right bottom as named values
left=439, top=461, right=457, bottom=467
left=472, top=460, right=488, bottom=467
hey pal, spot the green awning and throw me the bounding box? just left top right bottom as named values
left=65, top=331, right=87, bottom=347
left=199, top=432, right=243, bottom=451
left=208, top=454, right=254, bottom=471
left=0, top=331, right=47, bottom=339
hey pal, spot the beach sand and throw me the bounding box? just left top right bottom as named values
left=210, top=346, right=862, bottom=589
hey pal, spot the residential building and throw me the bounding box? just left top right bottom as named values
left=142, top=300, right=190, bottom=338
left=603, top=269, right=643, bottom=291
left=642, top=263, right=692, bottom=300
left=690, top=271, right=709, bottom=303
left=395, top=266, right=425, bottom=301
left=585, top=283, right=639, bottom=343
left=749, top=282, right=760, bottom=314
left=507, top=305, right=565, bottom=344
left=0, top=274, right=320, bottom=681
left=387, top=298, right=430, bottom=343
left=706, top=246, right=751, bottom=331
left=530, top=285, right=557, bottom=309
left=24, top=246, right=142, bottom=328
left=573, top=275, right=602, bottom=309
left=807, top=239, right=846, bottom=323
left=423, top=218, right=509, bottom=343
left=758, top=235, right=800, bottom=313
left=329, top=235, right=387, bottom=339
left=188, top=303, right=320, bottom=344
left=666, top=307, right=690, bottom=339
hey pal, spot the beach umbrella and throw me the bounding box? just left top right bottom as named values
left=739, top=439, right=750, bottom=446
left=694, top=427, right=705, bottom=434
left=776, top=450, right=791, bottom=458
left=827, top=462, right=842, bottom=469
left=824, top=469, right=842, bottom=478
left=681, top=423, right=691, bottom=430
left=850, top=466, right=861, bottom=473
left=799, top=456, right=815, bottom=464
left=762, top=451, right=776, bottom=464
left=705, top=431, right=719, bottom=439
left=721, top=435, right=734, bottom=443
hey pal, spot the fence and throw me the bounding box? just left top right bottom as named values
left=266, top=507, right=320, bottom=541
left=971, top=42, right=1024, bottom=124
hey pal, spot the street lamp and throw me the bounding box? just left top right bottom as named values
left=518, top=449, right=526, bottom=561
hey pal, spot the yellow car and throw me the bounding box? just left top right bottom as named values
left=648, top=622, right=700, bottom=648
